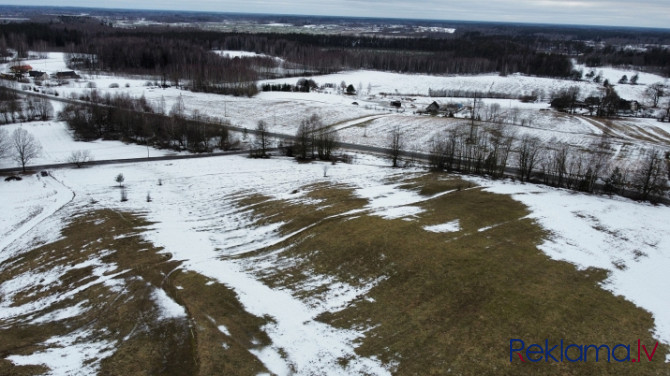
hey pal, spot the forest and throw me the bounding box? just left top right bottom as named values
left=0, top=12, right=668, bottom=95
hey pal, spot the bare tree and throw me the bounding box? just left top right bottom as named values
left=603, top=165, right=628, bottom=197
left=35, top=97, right=54, bottom=121
left=11, top=128, right=42, bottom=172
left=339, top=81, right=347, bottom=94
left=115, top=173, right=125, bottom=187
left=254, top=119, right=269, bottom=157
left=295, top=118, right=312, bottom=160
left=0, top=128, right=9, bottom=158
left=550, top=142, right=570, bottom=187
left=630, top=73, right=639, bottom=85
left=68, top=150, right=93, bottom=168
left=645, top=83, right=665, bottom=108
left=25, top=97, right=38, bottom=120
left=517, top=135, right=542, bottom=182
left=316, top=128, right=338, bottom=161
left=428, top=134, right=448, bottom=171
left=633, top=149, right=668, bottom=201
left=294, top=114, right=322, bottom=160
left=496, top=127, right=516, bottom=178
left=484, top=124, right=515, bottom=178
left=388, top=125, right=403, bottom=167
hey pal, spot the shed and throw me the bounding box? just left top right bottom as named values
left=426, top=101, right=440, bottom=113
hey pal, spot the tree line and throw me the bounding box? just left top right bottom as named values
left=0, top=87, right=54, bottom=124
left=2, top=17, right=669, bottom=81
left=420, top=122, right=669, bottom=203
left=58, top=94, right=237, bottom=153
left=0, top=21, right=577, bottom=80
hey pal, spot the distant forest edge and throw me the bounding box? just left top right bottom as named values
left=0, top=12, right=669, bottom=94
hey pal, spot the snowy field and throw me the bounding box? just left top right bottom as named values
left=0, top=121, right=182, bottom=169
left=3, top=52, right=669, bottom=162
left=0, top=153, right=420, bottom=375
left=468, top=177, right=670, bottom=353
left=1, top=151, right=670, bottom=373
left=1, top=51, right=670, bottom=372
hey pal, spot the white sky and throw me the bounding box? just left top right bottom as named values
left=2, top=0, right=670, bottom=29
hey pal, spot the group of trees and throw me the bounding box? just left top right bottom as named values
left=58, top=94, right=237, bottom=153
left=403, top=121, right=669, bottom=202
left=427, top=122, right=515, bottom=179
left=65, top=37, right=260, bottom=97
left=290, top=114, right=339, bottom=161
left=551, top=82, right=669, bottom=118
left=0, top=127, right=42, bottom=172
left=550, top=85, right=634, bottom=117
left=0, top=20, right=582, bottom=84
left=0, top=88, right=54, bottom=124
left=261, top=78, right=318, bottom=93
left=1, top=15, right=668, bottom=95
left=579, top=45, right=670, bottom=77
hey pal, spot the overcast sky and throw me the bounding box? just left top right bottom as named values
left=3, top=0, right=670, bottom=29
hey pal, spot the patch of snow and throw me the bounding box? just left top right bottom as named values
left=374, top=205, right=424, bottom=220
left=31, top=301, right=88, bottom=324
left=0, top=175, right=73, bottom=258
left=0, top=255, right=123, bottom=324
left=213, top=50, right=284, bottom=63
left=151, top=287, right=187, bottom=320
left=424, top=220, right=460, bottom=233
left=469, top=176, right=670, bottom=346
left=250, top=346, right=293, bottom=376
left=478, top=223, right=504, bottom=232
left=6, top=330, right=114, bottom=376
left=217, top=325, right=231, bottom=336
left=0, top=122, right=180, bottom=170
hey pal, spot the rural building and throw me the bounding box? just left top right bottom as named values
left=54, top=71, right=80, bottom=80
left=29, top=70, right=48, bottom=80
left=426, top=101, right=440, bottom=113
left=10, top=64, right=32, bottom=73
left=9, top=64, right=32, bottom=78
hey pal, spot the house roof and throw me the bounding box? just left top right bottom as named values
left=10, top=65, right=32, bottom=72
left=426, top=101, right=440, bottom=110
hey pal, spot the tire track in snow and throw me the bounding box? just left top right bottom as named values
left=0, top=174, right=75, bottom=255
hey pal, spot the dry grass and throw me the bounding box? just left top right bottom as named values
left=0, top=209, right=269, bottom=376
left=236, top=173, right=669, bottom=375
left=3, top=171, right=668, bottom=375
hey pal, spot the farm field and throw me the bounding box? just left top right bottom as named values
left=1, top=152, right=670, bottom=374
left=4, top=52, right=669, bottom=166
left=1, top=47, right=670, bottom=375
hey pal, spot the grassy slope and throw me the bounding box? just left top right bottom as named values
left=0, top=209, right=270, bottom=376
left=239, top=173, right=669, bottom=375
left=1, top=173, right=668, bottom=375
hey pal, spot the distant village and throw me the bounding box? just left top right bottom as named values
left=1, top=64, right=79, bottom=84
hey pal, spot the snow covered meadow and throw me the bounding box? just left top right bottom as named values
left=1, top=51, right=670, bottom=374
left=2, top=149, right=670, bottom=373
left=5, top=52, right=668, bottom=170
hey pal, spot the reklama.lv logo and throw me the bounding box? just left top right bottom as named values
left=510, top=339, right=659, bottom=363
